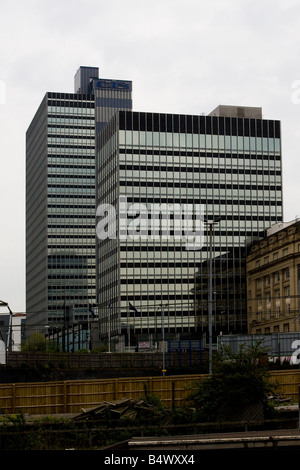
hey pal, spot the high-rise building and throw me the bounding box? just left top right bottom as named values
left=96, top=106, right=283, bottom=350
left=26, top=66, right=132, bottom=342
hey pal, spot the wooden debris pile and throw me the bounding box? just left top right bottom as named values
left=268, top=394, right=292, bottom=403
left=73, top=398, right=158, bottom=422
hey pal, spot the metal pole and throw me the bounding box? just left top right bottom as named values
left=87, top=304, right=90, bottom=352
left=160, top=304, right=167, bottom=377
left=0, top=301, right=13, bottom=353
left=209, top=223, right=213, bottom=374
left=62, top=301, right=66, bottom=353
left=108, top=305, right=111, bottom=353
left=299, top=384, right=300, bottom=430
left=127, top=307, right=131, bottom=351
left=162, top=304, right=165, bottom=376
left=6, top=305, right=13, bottom=352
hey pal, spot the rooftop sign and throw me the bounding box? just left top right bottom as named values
left=95, top=79, right=132, bottom=92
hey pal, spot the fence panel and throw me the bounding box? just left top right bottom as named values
left=1, top=371, right=300, bottom=415
left=66, top=379, right=119, bottom=412
left=268, top=369, right=300, bottom=399
left=0, top=381, right=66, bottom=415
left=0, top=384, right=15, bottom=413
left=0, top=375, right=204, bottom=415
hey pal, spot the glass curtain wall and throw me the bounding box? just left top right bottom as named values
left=97, top=111, right=282, bottom=348
left=46, top=93, right=96, bottom=338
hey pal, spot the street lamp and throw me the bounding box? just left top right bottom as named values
left=0, top=300, right=13, bottom=352
left=204, top=217, right=221, bottom=374
left=160, top=303, right=168, bottom=377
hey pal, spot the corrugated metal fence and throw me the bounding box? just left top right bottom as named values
left=0, top=370, right=300, bottom=415
left=218, top=333, right=300, bottom=360
left=6, top=351, right=207, bottom=368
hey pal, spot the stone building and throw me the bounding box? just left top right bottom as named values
left=247, top=219, right=300, bottom=334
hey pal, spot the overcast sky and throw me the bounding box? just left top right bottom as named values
left=1, top=0, right=300, bottom=313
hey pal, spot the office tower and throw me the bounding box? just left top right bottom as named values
left=96, top=106, right=283, bottom=350
left=74, top=66, right=133, bottom=134
left=26, top=66, right=132, bottom=343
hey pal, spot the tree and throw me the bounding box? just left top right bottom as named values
left=21, top=333, right=56, bottom=352
left=189, top=343, right=276, bottom=422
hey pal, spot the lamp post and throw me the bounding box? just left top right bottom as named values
left=160, top=303, right=168, bottom=377
left=0, top=300, right=13, bottom=352
left=205, top=217, right=220, bottom=374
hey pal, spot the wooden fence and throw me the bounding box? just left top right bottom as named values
left=268, top=369, right=300, bottom=399
left=0, top=370, right=299, bottom=416
left=0, top=374, right=203, bottom=415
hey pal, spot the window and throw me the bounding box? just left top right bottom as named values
left=284, top=286, right=290, bottom=314
left=257, top=295, right=262, bottom=308
left=284, top=268, right=290, bottom=279
left=256, top=311, right=262, bottom=322
left=274, top=271, right=280, bottom=283
left=284, top=286, right=290, bottom=297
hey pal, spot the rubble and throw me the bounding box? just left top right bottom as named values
left=268, top=394, right=293, bottom=403
left=72, top=398, right=157, bottom=422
